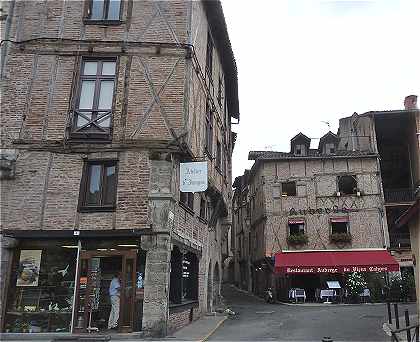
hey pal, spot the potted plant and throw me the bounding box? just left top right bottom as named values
left=330, top=232, right=352, bottom=243
left=345, top=272, right=367, bottom=303
left=287, top=233, right=308, bottom=245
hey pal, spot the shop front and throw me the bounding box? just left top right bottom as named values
left=274, top=249, right=400, bottom=302
left=2, top=237, right=146, bottom=334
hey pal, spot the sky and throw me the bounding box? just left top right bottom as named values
left=222, top=0, right=420, bottom=179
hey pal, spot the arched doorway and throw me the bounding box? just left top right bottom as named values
left=207, top=263, right=212, bottom=312
left=213, top=262, right=220, bottom=307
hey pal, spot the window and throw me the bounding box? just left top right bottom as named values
left=331, top=218, right=349, bottom=234
left=180, top=191, right=194, bottom=211
left=288, top=220, right=305, bottom=236
left=216, top=141, right=222, bottom=171
left=205, top=102, right=213, bottom=155
left=338, top=175, right=357, bottom=195
left=199, top=196, right=207, bottom=220
left=71, top=59, right=117, bottom=139
left=217, top=76, right=223, bottom=107
left=294, top=144, right=306, bottom=156
left=86, top=0, right=122, bottom=22
left=79, top=160, right=117, bottom=211
left=281, top=181, right=296, bottom=196
left=206, top=31, right=213, bottom=77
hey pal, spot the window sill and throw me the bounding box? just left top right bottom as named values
left=83, top=19, right=123, bottom=26
left=179, top=202, right=194, bottom=216
left=79, top=206, right=116, bottom=213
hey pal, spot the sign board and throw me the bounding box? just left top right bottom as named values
left=180, top=162, right=208, bottom=193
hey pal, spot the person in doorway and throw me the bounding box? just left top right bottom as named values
left=108, top=272, right=121, bottom=330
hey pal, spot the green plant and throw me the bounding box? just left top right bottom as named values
left=287, top=233, right=308, bottom=245
left=330, top=232, right=352, bottom=243
left=346, top=272, right=367, bottom=299
left=401, top=272, right=416, bottom=302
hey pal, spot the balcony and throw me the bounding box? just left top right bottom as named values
left=384, top=188, right=415, bottom=204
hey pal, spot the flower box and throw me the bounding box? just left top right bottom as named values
left=287, top=233, right=308, bottom=245
left=330, top=232, right=352, bottom=243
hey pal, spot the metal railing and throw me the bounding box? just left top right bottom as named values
left=387, top=302, right=419, bottom=342
left=384, top=188, right=416, bottom=203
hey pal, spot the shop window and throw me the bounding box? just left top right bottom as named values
left=79, top=160, right=118, bottom=212
left=170, top=247, right=198, bottom=305
left=180, top=191, right=194, bottom=211
left=288, top=220, right=305, bottom=236
left=281, top=181, right=296, bottom=197
left=85, top=0, right=122, bottom=22
left=70, top=58, right=117, bottom=140
left=338, top=175, right=357, bottom=195
left=4, top=246, right=77, bottom=333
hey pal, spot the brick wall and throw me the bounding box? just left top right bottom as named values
left=168, top=306, right=201, bottom=334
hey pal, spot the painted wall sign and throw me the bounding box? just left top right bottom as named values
left=282, top=265, right=394, bottom=274
left=287, top=205, right=358, bottom=216
left=180, top=162, right=208, bottom=193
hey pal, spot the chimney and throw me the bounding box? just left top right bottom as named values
left=404, top=95, right=417, bottom=110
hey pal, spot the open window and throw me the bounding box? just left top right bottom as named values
left=281, top=181, right=297, bottom=197
left=288, top=219, right=305, bottom=236
left=338, top=175, right=357, bottom=195
left=331, top=218, right=349, bottom=234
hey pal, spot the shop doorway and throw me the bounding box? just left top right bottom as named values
left=73, top=250, right=136, bottom=333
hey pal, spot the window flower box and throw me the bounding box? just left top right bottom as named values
left=287, top=233, right=308, bottom=245
left=330, top=232, right=352, bottom=243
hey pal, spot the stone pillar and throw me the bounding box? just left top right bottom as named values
left=141, top=157, right=175, bottom=337
left=0, top=235, right=18, bottom=329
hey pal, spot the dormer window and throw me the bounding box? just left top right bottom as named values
left=294, top=144, right=306, bottom=156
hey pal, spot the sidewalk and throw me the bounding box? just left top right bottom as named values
left=0, top=315, right=228, bottom=342
left=165, top=314, right=227, bottom=341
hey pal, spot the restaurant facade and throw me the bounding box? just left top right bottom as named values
left=0, top=0, right=239, bottom=337
left=233, top=131, right=400, bottom=301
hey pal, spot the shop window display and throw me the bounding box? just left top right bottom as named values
left=4, top=245, right=77, bottom=333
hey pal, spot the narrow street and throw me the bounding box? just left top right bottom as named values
left=209, top=285, right=416, bottom=341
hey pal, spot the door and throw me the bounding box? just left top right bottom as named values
left=73, top=250, right=137, bottom=333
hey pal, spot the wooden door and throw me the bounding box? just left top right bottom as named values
left=119, top=251, right=137, bottom=333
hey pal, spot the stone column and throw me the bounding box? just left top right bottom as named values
left=141, top=157, right=175, bottom=337
left=0, top=235, right=18, bottom=329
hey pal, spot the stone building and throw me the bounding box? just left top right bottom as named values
left=338, top=95, right=419, bottom=277
left=234, top=130, right=399, bottom=301
left=0, top=0, right=239, bottom=336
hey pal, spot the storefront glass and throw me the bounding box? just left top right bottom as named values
left=4, top=242, right=77, bottom=333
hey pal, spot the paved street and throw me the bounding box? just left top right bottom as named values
left=209, top=285, right=416, bottom=341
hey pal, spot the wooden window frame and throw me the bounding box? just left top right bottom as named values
left=180, top=191, right=194, bottom=213
left=84, top=0, right=123, bottom=25
left=70, top=58, right=117, bottom=141
left=281, top=181, right=297, bottom=197
left=199, top=196, right=207, bottom=221
left=78, top=160, right=118, bottom=212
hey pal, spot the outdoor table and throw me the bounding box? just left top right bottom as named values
left=320, top=289, right=336, bottom=303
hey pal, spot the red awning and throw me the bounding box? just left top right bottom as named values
left=275, top=250, right=400, bottom=274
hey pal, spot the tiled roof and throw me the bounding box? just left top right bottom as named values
left=248, top=149, right=378, bottom=161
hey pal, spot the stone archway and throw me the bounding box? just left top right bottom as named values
left=213, top=262, right=220, bottom=307
left=207, top=262, right=212, bottom=312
